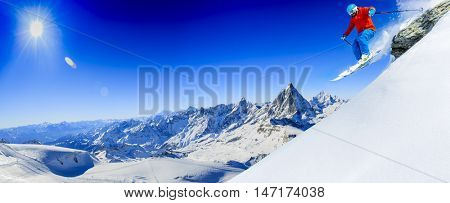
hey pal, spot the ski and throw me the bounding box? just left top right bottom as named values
left=331, top=50, right=382, bottom=82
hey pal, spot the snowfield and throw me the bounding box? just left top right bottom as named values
left=76, top=158, right=242, bottom=183
left=0, top=144, right=95, bottom=182
left=0, top=143, right=242, bottom=183
left=231, top=13, right=450, bottom=183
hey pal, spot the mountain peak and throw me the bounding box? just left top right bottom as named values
left=186, top=106, right=197, bottom=113
left=285, top=83, right=295, bottom=91
left=230, top=97, right=252, bottom=115
left=316, top=90, right=326, bottom=97
left=311, top=91, right=347, bottom=107
left=270, top=83, right=315, bottom=125
left=310, top=91, right=348, bottom=116
left=278, top=83, right=300, bottom=98
left=273, top=83, right=303, bottom=106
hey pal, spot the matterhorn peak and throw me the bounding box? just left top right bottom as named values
left=284, top=83, right=297, bottom=93
left=273, top=84, right=300, bottom=105
left=286, top=82, right=294, bottom=88
left=269, top=83, right=315, bottom=129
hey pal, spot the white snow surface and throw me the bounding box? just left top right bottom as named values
left=0, top=144, right=95, bottom=182
left=76, top=158, right=242, bottom=183
left=0, top=143, right=242, bottom=183
left=231, top=14, right=450, bottom=183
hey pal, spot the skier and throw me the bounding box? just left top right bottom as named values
left=341, top=4, right=376, bottom=64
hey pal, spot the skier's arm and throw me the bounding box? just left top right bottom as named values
left=343, top=19, right=355, bottom=37
left=361, top=7, right=376, bottom=16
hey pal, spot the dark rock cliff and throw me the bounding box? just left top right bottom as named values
left=391, top=1, right=450, bottom=58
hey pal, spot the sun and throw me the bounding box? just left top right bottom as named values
left=29, top=20, right=44, bottom=38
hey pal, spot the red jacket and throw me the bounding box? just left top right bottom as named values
left=344, top=7, right=376, bottom=36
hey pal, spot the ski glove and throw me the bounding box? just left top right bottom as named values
left=369, top=7, right=376, bottom=16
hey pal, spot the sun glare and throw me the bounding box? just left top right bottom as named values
left=30, top=20, right=44, bottom=38
left=16, top=6, right=59, bottom=61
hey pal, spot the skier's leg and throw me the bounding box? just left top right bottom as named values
left=357, top=29, right=376, bottom=56
left=352, top=39, right=362, bottom=60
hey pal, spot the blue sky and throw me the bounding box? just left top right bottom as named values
left=0, top=0, right=401, bottom=128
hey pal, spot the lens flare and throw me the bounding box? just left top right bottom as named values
left=64, top=57, right=77, bottom=69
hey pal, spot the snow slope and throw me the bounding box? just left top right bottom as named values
left=231, top=13, right=450, bottom=183
left=0, top=143, right=242, bottom=183
left=7, top=144, right=96, bottom=177
left=0, top=144, right=95, bottom=182
left=76, top=158, right=243, bottom=183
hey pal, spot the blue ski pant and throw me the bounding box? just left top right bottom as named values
left=353, top=29, right=375, bottom=60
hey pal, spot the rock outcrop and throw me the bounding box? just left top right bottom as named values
left=391, top=0, right=450, bottom=58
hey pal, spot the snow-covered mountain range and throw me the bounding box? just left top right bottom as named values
left=11, top=85, right=346, bottom=166
left=0, top=121, right=113, bottom=144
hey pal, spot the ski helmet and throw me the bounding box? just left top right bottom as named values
left=346, top=4, right=358, bottom=16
